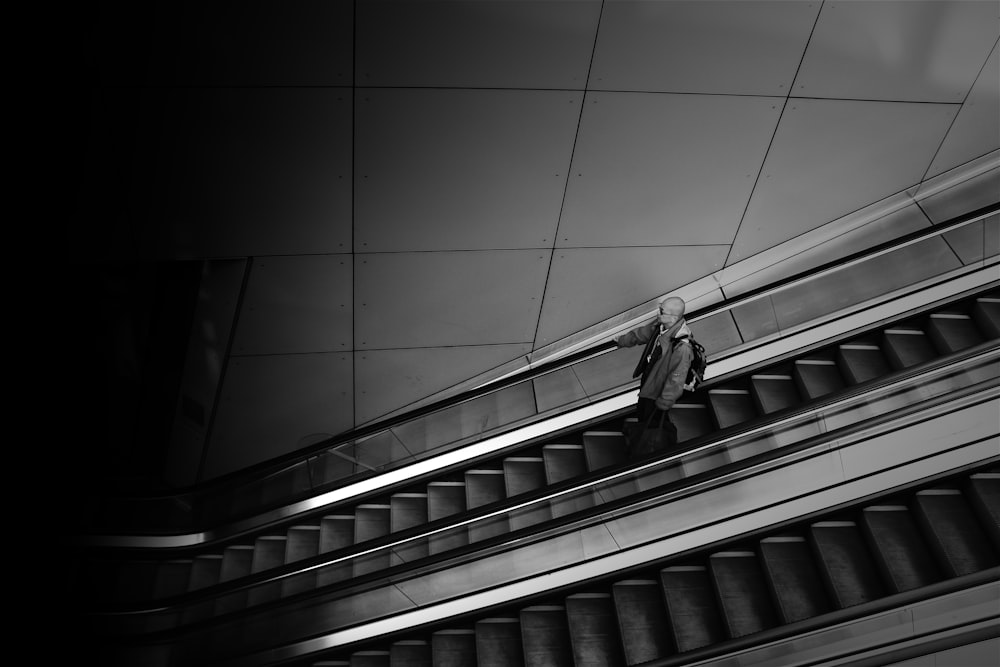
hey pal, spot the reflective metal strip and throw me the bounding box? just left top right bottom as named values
left=584, top=431, right=627, bottom=436
left=931, top=313, right=972, bottom=319
left=356, top=504, right=391, bottom=509
left=761, top=536, right=806, bottom=543
left=391, top=493, right=428, bottom=498
left=505, top=457, right=544, bottom=462
left=796, top=359, right=836, bottom=365
left=466, top=470, right=505, bottom=475
left=428, top=481, right=466, bottom=486
left=884, top=329, right=926, bottom=335
left=812, top=521, right=857, bottom=527
left=711, top=551, right=756, bottom=557
left=674, top=404, right=708, bottom=409
left=916, top=489, right=961, bottom=495
left=710, top=389, right=750, bottom=394
left=840, top=344, right=880, bottom=350
left=971, top=473, right=1000, bottom=479
left=752, top=375, right=792, bottom=380
left=662, top=565, right=706, bottom=571
left=864, top=505, right=908, bottom=511
left=543, top=444, right=584, bottom=449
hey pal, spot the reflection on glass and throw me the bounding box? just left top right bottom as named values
left=391, top=382, right=536, bottom=459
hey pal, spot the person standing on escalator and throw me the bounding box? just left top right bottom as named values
left=613, top=296, right=695, bottom=457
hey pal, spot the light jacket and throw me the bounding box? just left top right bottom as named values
left=615, top=318, right=694, bottom=411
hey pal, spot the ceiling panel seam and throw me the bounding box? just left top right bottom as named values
left=351, top=0, right=358, bottom=429
left=531, top=0, right=607, bottom=352
left=917, top=35, right=1000, bottom=187
left=721, top=1, right=826, bottom=272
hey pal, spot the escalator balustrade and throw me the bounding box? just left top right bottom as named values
left=304, top=464, right=1000, bottom=667
left=79, top=289, right=1000, bottom=622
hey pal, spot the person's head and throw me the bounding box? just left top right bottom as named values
left=658, top=296, right=685, bottom=328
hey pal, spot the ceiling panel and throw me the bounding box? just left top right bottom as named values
left=355, top=344, right=532, bottom=424
left=355, top=250, right=551, bottom=349
left=130, top=88, right=352, bottom=259
left=794, top=1, right=998, bottom=102
left=355, top=89, right=581, bottom=251
left=558, top=92, right=782, bottom=248
left=591, top=0, right=819, bottom=95
left=231, top=255, right=353, bottom=356
left=356, top=0, right=600, bottom=88
left=729, top=98, right=958, bottom=264
left=90, top=0, right=354, bottom=86
left=534, top=245, right=729, bottom=347
left=927, top=42, right=1000, bottom=178
left=205, top=353, right=354, bottom=479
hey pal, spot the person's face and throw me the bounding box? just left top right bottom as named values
left=658, top=301, right=684, bottom=327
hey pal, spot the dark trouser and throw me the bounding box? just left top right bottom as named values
left=635, top=397, right=678, bottom=452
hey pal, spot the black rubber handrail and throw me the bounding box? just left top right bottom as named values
left=102, top=201, right=1000, bottom=501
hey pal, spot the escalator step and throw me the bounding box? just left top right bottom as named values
left=759, top=536, right=831, bottom=624
left=427, top=483, right=469, bottom=555
left=542, top=444, right=587, bottom=483
left=582, top=432, right=628, bottom=471
left=544, top=445, right=598, bottom=518
left=659, top=566, right=726, bottom=653
left=475, top=618, right=523, bottom=667
left=966, top=473, right=1000, bottom=552
left=927, top=312, right=984, bottom=353
left=215, top=544, right=254, bottom=615
left=350, top=650, right=390, bottom=667
left=707, top=389, right=756, bottom=429
left=708, top=551, right=779, bottom=638
left=792, top=359, right=845, bottom=400
left=672, top=403, right=715, bottom=442
left=355, top=505, right=392, bottom=576
left=809, top=521, right=884, bottom=608
left=390, top=640, right=431, bottom=666
left=972, top=297, right=1000, bottom=339
left=836, top=342, right=890, bottom=384
left=152, top=559, right=192, bottom=599
left=505, top=457, right=553, bottom=531
left=391, top=494, right=429, bottom=532
left=612, top=580, right=672, bottom=664
left=749, top=373, right=799, bottom=414
left=188, top=554, right=223, bottom=591
left=391, top=494, right=430, bottom=565
left=520, top=605, right=573, bottom=667
left=861, top=506, right=942, bottom=593
left=882, top=328, right=936, bottom=370
left=247, top=535, right=287, bottom=606
left=465, top=470, right=509, bottom=543
left=432, top=629, right=477, bottom=667
left=913, top=489, right=999, bottom=577
left=317, top=515, right=355, bottom=585
left=565, top=593, right=625, bottom=667
left=284, top=525, right=321, bottom=596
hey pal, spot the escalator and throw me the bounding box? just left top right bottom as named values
left=79, top=287, right=999, bottom=616
left=293, top=462, right=999, bottom=667
left=81, top=280, right=1000, bottom=666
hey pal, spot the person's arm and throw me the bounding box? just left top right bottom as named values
left=656, top=342, right=694, bottom=411
left=614, top=321, right=655, bottom=348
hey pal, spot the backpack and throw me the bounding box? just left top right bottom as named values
left=673, top=335, right=708, bottom=392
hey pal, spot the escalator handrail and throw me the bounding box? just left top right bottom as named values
left=106, top=201, right=1000, bottom=502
